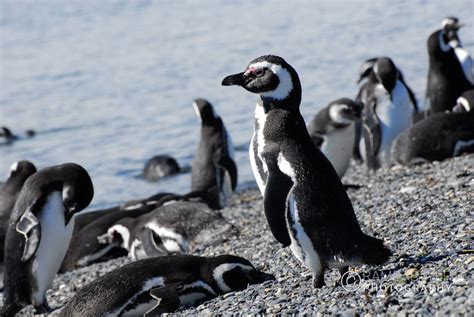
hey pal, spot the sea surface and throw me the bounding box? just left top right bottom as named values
left=1, top=0, right=473, bottom=210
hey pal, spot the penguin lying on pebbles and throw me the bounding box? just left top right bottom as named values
left=59, top=254, right=274, bottom=316
left=192, top=98, right=238, bottom=209
left=2, top=163, right=93, bottom=316
left=143, top=155, right=180, bottom=181
left=99, top=201, right=238, bottom=261
left=60, top=188, right=221, bottom=272
left=222, top=55, right=392, bottom=288
left=307, top=98, right=362, bottom=178
left=60, top=192, right=184, bottom=272
left=426, top=18, right=473, bottom=115
left=392, top=90, right=474, bottom=165
left=0, top=161, right=37, bottom=261
left=357, top=57, right=416, bottom=171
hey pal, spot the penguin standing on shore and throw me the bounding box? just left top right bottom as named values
left=357, top=57, right=416, bottom=171
left=392, top=90, right=474, bottom=165
left=191, top=98, right=237, bottom=209
left=222, top=55, right=391, bottom=288
left=307, top=98, right=362, bottom=178
left=59, top=254, right=274, bottom=316
left=2, top=163, right=93, bottom=316
left=0, top=161, right=37, bottom=260
left=426, top=19, right=473, bottom=115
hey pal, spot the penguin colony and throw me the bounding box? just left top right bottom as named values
left=0, top=16, right=473, bottom=316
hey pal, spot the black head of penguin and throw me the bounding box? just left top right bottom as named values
left=193, top=98, right=220, bottom=126
left=372, top=57, right=398, bottom=93
left=4, top=160, right=37, bottom=191
left=203, top=254, right=275, bottom=293
left=453, top=89, right=474, bottom=113
left=357, top=57, right=378, bottom=83
left=328, top=98, right=363, bottom=125
left=98, top=217, right=135, bottom=249
left=222, top=55, right=301, bottom=109
left=441, top=16, right=463, bottom=31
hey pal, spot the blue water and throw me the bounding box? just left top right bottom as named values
left=1, top=0, right=473, bottom=209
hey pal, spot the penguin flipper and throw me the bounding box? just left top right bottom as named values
left=362, top=106, right=382, bottom=170
left=216, top=156, right=238, bottom=191
left=145, top=285, right=180, bottom=315
left=263, top=160, right=292, bottom=247
left=137, top=228, right=169, bottom=257
left=16, top=210, right=41, bottom=262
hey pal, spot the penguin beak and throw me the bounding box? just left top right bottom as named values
left=64, top=204, right=77, bottom=225
left=221, top=72, right=246, bottom=86
left=253, top=271, right=275, bottom=283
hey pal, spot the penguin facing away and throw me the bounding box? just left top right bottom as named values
left=307, top=98, right=362, bottom=178
left=222, top=55, right=391, bottom=288
left=357, top=57, right=415, bottom=171
left=425, top=23, right=473, bottom=115
left=2, top=163, right=94, bottom=316
left=59, top=254, right=274, bottom=316
left=392, top=89, right=474, bottom=165
left=191, top=98, right=238, bottom=209
left=0, top=161, right=37, bottom=261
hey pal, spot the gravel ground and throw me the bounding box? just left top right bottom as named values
left=4, top=154, right=473, bottom=315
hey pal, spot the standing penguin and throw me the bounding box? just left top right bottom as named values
left=59, top=254, right=274, bottom=316
left=307, top=98, right=362, bottom=178
left=191, top=98, right=238, bottom=209
left=392, top=90, right=474, bottom=165
left=222, top=55, right=391, bottom=287
left=357, top=57, right=416, bottom=171
left=0, top=161, right=37, bottom=260
left=2, top=163, right=93, bottom=316
left=426, top=20, right=473, bottom=115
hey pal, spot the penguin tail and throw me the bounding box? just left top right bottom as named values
left=356, top=234, right=392, bottom=265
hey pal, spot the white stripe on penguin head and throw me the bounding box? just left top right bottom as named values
left=212, top=263, right=253, bottom=293
left=248, top=61, right=293, bottom=100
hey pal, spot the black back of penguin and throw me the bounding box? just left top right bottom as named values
left=392, top=90, right=474, bottom=165
left=425, top=29, right=474, bottom=114
left=191, top=99, right=237, bottom=208
left=59, top=254, right=274, bottom=316
left=2, top=163, right=93, bottom=316
left=0, top=161, right=36, bottom=253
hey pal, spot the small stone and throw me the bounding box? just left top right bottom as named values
left=452, top=277, right=466, bottom=286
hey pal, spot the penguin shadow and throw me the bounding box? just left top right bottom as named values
left=343, top=183, right=363, bottom=190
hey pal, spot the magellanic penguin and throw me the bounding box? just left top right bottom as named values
left=425, top=20, right=473, bottom=115
left=441, top=17, right=464, bottom=48
left=2, top=163, right=94, bottom=316
left=143, top=154, right=181, bottom=181
left=222, top=55, right=392, bottom=287
left=191, top=98, right=238, bottom=209
left=99, top=201, right=238, bottom=261
left=307, top=98, right=362, bottom=178
left=357, top=57, right=416, bottom=171
left=0, top=161, right=37, bottom=261
left=392, top=89, right=474, bottom=165
left=59, top=254, right=274, bottom=316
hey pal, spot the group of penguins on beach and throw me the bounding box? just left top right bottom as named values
left=0, top=16, right=473, bottom=316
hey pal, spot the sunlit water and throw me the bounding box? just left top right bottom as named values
left=1, top=0, right=472, bottom=209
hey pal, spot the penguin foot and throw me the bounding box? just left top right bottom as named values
left=34, top=302, right=52, bottom=314
left=335, top=266, right=349, bottom=287
left=312, top=273, right=326, bottom=288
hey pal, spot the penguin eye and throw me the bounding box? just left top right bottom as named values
left=255, top=68, right=265, bottom=77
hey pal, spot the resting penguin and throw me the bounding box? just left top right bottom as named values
left=191, top=98, right=238, bottom=209
left=2, top=163, right=93, bottom=316
left=59, top=254, right=274, bottom=316
left=99, top=201, right=238, bottom=261
left=143, top=155, right=180, bottom=181
left=307, top=98, right=362, bottom=178
left=222, top=55, right=392, bottom=288
left=0, top=161, right=37, bottom=261
left=357, top=57, right=416, bottom=171
left=392, top=90, right=474, bottom=165
left=425, top=20, right=473, bottom=115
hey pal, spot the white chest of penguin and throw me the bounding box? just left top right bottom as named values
left=320, top=123, right=355, bottom=177
left=33, top=191, right=74, bottom=303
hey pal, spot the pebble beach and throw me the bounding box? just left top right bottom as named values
left=6, top=154, right=472, bottom=316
